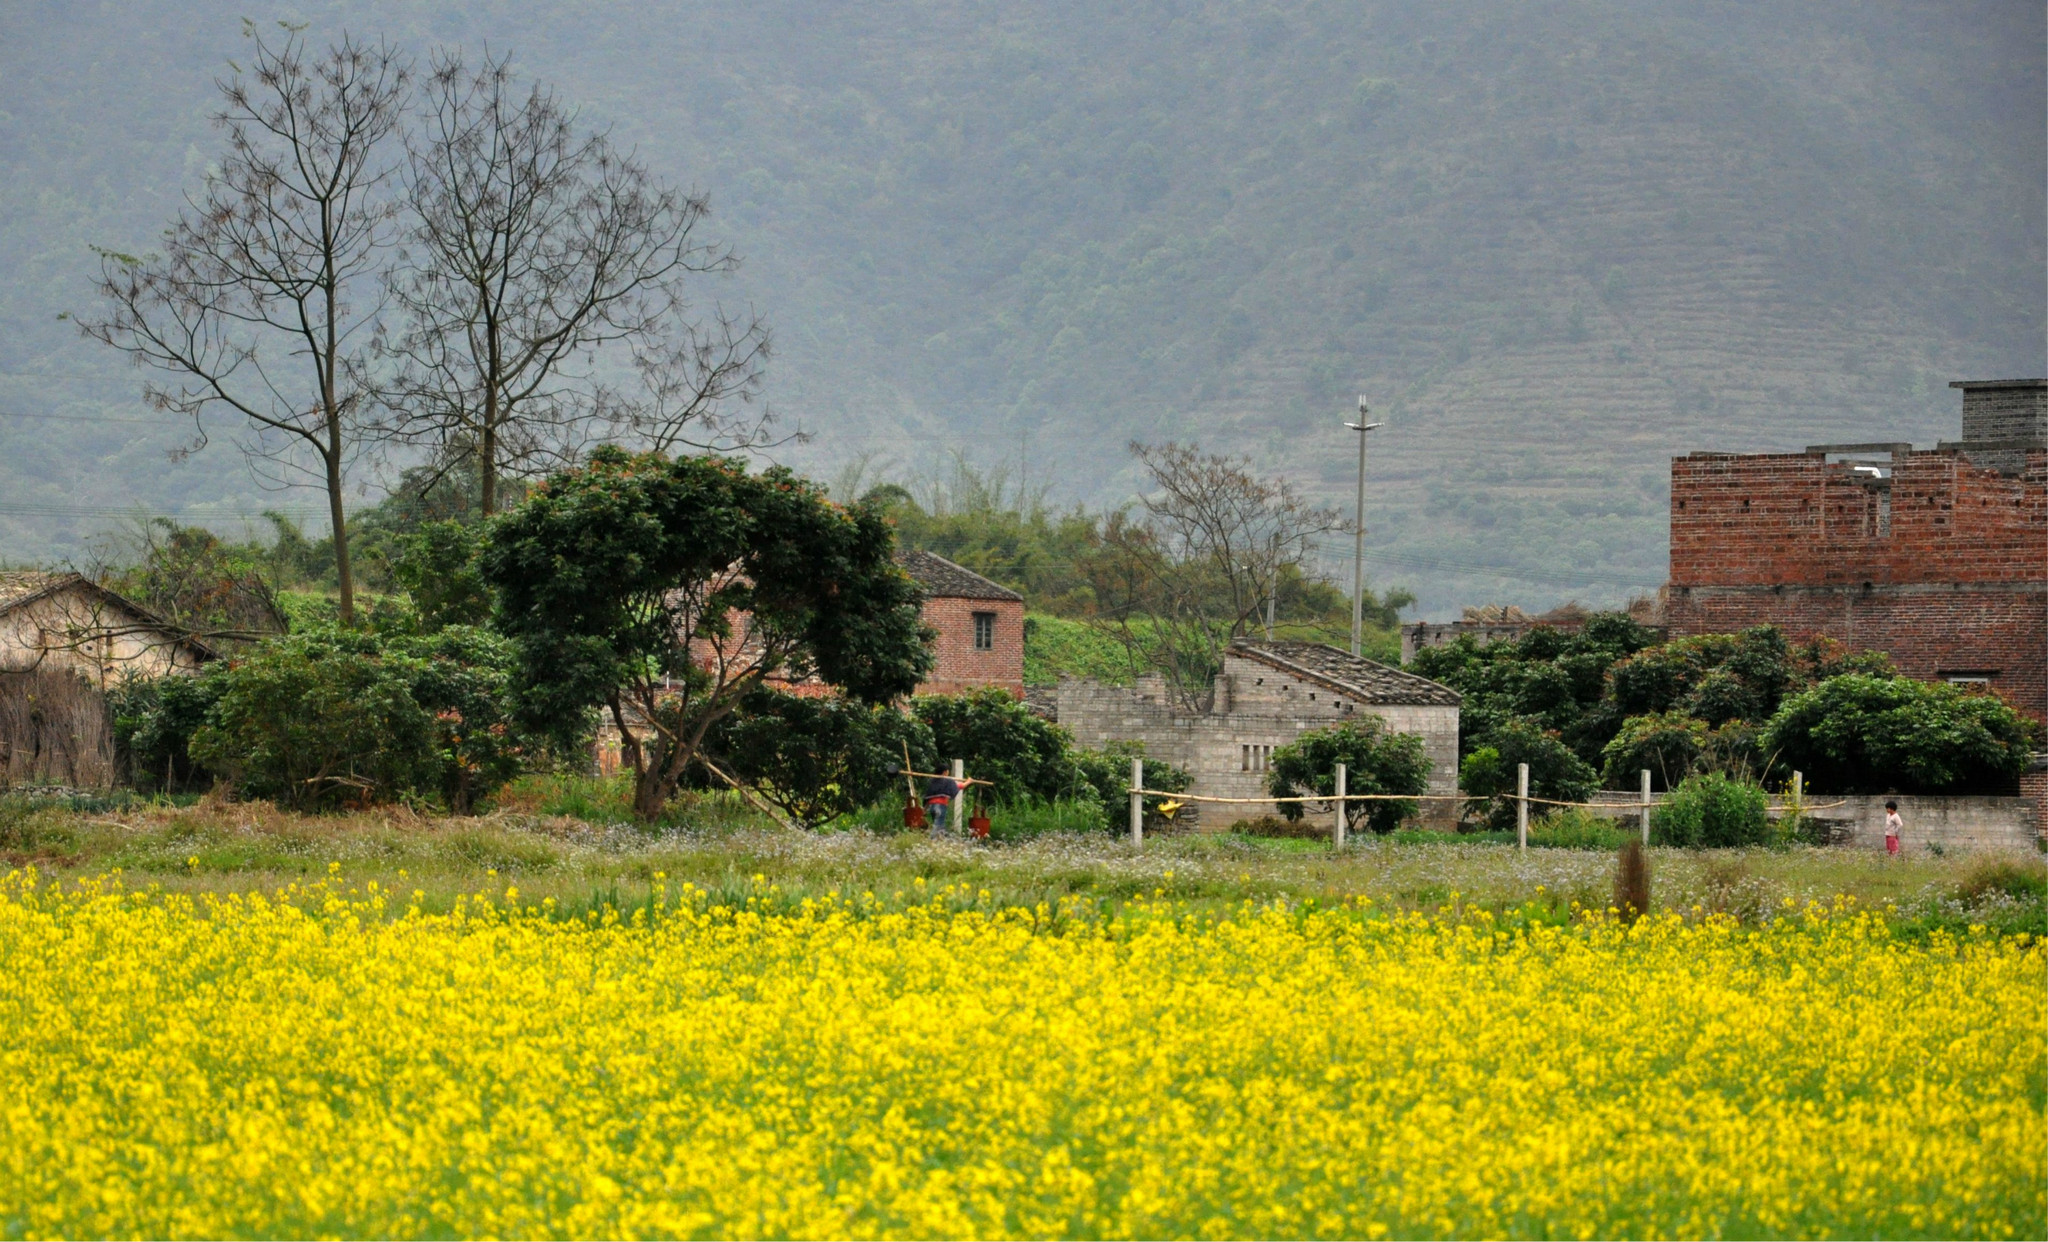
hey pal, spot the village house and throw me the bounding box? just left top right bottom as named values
left=1055, top=640, right=1461, bottom=826
left=0, top=572, right=213, bottom=787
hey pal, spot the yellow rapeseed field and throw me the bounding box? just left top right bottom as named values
left=0, top=870, right=2039, bottom=1239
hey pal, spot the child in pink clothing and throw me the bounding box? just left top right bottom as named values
left=1883, top=800, right=1902, bottom=856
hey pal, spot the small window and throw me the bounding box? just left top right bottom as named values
left=972, top=611, right=996, bottom=651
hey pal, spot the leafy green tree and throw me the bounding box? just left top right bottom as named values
left=1266, top=716, right=1430, bottom=834
left=484, top=448, right=932, bottom=819
left=705, top=688, right=936, bottom=828
left=394, top=520, right=493, bottom=632
left=1760, top=674, right=2038, bottom=794
left=1601, top=711, right=1709, bottom=791
left=1653, top=772, right=1770, bottom=848
left=911, top=687, right=1075, bottom=805
left=191, top=634, right=435, bottom=810
left=1458, top=717, right=1599, bottom=832
left=403, top=625, right=525, bottom=813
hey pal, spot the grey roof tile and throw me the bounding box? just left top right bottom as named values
left=1230, top=639, right=1460, bottom=706
left=894, top=548, right=1024, bottom=602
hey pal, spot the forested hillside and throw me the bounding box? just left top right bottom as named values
left=2, top=1, right=2041, bottom=614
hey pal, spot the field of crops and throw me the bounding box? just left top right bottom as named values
left=0, top=869, right=2039, bottom=1239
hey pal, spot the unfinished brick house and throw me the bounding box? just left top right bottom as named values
left=895, top=549, right=1025, bottom=698
left=0, top=572, right=213, bottom=786
left=1664, top=378, right=2046, bottom=724
left=1055, top=640, right=1461, bottom=825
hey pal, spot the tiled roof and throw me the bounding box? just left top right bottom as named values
left=1230, top=639, right=1461, bottom=706
left=895, top=548, right=1023, bottom=602
left=0, top=571, right=79, bottom=614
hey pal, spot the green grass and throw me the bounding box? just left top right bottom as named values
left=3, top=779, right=2040, bottom=936
left=1023, top=613, right=1142, bottom=686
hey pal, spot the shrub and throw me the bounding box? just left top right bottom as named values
left=110, top=670, right=226, bottom=793
left=1653, top=772, right=1769, bottom=848
left=1072, top=740, right=1188, bottom=832
left=912, top=688, right=1076, bottom=804
left=1760, top=674, right=2038, bottom=794
left=191, top=634, right=435, bottom=810
left=1600, top=711, right=1708, bottom=791
left=1529, top=807, right=1637, bottom=850
left=1458, top=717, right=1598, bottom=832
left=394, top=520, right=493, bottom=631
left=706, top=688, right=937, bottom=828
left=401, top=626, right=526, bottom=813
left=1266, top=716, right=1430, bottom=834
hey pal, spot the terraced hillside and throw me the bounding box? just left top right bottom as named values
left=1, top=1, right=2041, bottom=613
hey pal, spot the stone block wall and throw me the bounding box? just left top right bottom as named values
left=1801, top=794, right=2040, bottom=854
left=1055, top=667, right=1460, bottom=827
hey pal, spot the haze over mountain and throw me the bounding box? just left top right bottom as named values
left=2, top=1, right=2042, bottom=616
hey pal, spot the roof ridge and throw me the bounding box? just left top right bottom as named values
left=893, top=547, right=1024, bottom=602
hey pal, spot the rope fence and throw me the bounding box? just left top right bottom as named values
left=1127, top=788, right=1848, bottom=813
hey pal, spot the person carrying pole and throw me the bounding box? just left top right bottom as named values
left=922, top=770, right=992, bottom=836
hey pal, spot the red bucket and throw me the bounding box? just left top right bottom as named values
left=903, top=798, right=927, bottom=829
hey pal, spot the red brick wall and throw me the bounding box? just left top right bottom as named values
left=1668, top=448, right=2047, bottom=721
left=916, top=597, right=1024, bottom=698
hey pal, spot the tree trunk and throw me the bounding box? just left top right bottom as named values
left=326, top=446, right=355, bottom=626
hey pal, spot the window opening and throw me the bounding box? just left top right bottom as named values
left=972, top=611, right=996, bottom=651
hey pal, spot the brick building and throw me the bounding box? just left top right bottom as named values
left=1056, top=640, right=1461, bottom=824
left=1664, top=378, right=2047, bottom=723
left=895, top=549, right=1025, bottom=698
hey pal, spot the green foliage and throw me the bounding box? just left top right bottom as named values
left=1759, top=674, right=2038, bottom=794
left=403, top=626, right=526, bottom=814
left=483, top=448, right=932, bottom=818
left=1265, top=716, right=1430, bottom=833
left=1530, top=808, right=1637, bottom=851
left=1955, top=858, right=2047, bottom=904
left=1600, top=711, right=1708, bottom=791
left=910, top=688, right=1074, bottom=806
left=190, top=634, right=436, bottom=810
left=1023, top=613, right=1140, bottom=686
left=110, top=671, right=225, bottom=793
left=394, top=520, right=493, bottom=632
left=1071, top=739, right=1187, bottom=831
left=1409, top=613, right=1659, bottom=768
left=1652, top=772, right=1771, bottom=849
left=1458, top=717, right=1599, bottom=832
left=706, top=688, right=936, bottom=828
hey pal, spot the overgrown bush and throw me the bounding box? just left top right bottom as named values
left=912, top=688, right=1076, bottom=804
left=1955, top=858, right=2047, bottom=904
left=1458, top=717, right=1598, bottom=832
left=110, top=671, right=225, bottom=793
left=1266, top=716, right=1430, bottom=834
left=1529, top=807, right=1638, bottom=850
left=1072, top=739, right=1187, bottom=831
left=1759, top=674, right=2038, bottom=795
left=163, top=628, right=527, bottom=812
left=1652, top=772, right=1770, bottom=848
left=706, top=688, right=937, bottom=828
left=1599, top=711, right=1707, bottom=791
left=191, top=634, right=436, bottom=810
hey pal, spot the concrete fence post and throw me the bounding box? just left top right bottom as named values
left=1517, top=762, right=1530, bottom=852
left=951, top=758, right=965, bottom=836
left=1792, top=770, right=1803, bottom=810
left=1334, top=762, right=1348, bottom=850
left=1641, top=768, right=1652, bottom=846
left=1129, top=757, right=1144, bottom=846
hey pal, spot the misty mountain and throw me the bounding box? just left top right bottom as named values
left=1, top=1, right=2041, bottom=615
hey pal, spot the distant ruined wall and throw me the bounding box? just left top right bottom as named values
left=1056, top=656, right=1460, bottom=827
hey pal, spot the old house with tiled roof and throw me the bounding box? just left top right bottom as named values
left=895, top=549, right=1024, bottom=698
left=0, top=572, right=213, bottom=786
left=1055, top=639, right=1461, bottom=823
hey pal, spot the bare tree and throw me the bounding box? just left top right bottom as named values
left=378, top=49, right=773, bottom=514
left=1092, top=442, right=1347, bottom=712
left=81, top=26, right=409, bottom=626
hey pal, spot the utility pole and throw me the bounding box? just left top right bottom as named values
left=1345, top=397, right=1384, bottom=657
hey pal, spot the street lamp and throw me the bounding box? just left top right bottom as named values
left=1344, top=397, right=1384, bottom=658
